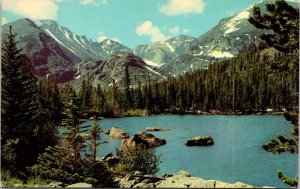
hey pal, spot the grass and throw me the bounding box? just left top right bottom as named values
left=1, top=171, right=49, bottom=188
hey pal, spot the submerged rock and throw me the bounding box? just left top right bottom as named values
left=122, top=131, right=166, bottom=149
left=186, top=136, right=214, bottom=146
left=108, top=127, right=130, bottom=139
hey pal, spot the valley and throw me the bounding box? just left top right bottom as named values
left=1, top=0, right=298, bottom=188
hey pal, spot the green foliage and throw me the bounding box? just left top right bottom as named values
left=249, top=1, right=299, bottom=186
left=87, top=120, right=102, bottom=166
left=1, top=26, right=59, bottom=177
left=262, top=135, right=298, bottom=153
left=29, top=146, right=116, bottom=187
left=126, top=109, right=148, bottom=116
left=249, top=0, right=299, bottom=53
left=117, top=145, right=161, bottom=175
left=124, top=64, right=132, bottom=109
left=1, top=170, right=24, bottom=187
left=25, top=177, right=49, bottom=187
left=277, top=171, right=298, bottom=187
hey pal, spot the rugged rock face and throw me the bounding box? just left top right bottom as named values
left=108, top=127, right=129, bottom=139
left=186, top=136, right=214, bottom=146
left=134, top=35, right=195, bottom=68
left=69, top=52, right=166, bottom=88
left=121, top=131, right=166, bottom=149
left=2, top=18, right=77, bottom=83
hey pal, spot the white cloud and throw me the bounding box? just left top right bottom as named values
left=3, top=0, right=60, bottom=20
left=2, top=17, right=8, bottom=25
left=97, top=32, right=121, bottom=43
left=169, top=26, right=180, bottom=35
left=160, top=0, right=205, bottom=16
left=136, top=21, right=166, bottom=42
left=80, top=0, right=107, bottom=5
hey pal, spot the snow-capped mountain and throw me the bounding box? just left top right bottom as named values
left=2, top=18, right=133, bottom=83
left=36, top=20, right=132, bottom=61
left=188, top=9, right=263, bottom=60
left=188, top=0, right=298, bottom=59
left=3, top=0, right=295, bottom=85
left=2, top=18, right=77, bottom=83
left=134, top=35, right=195, bottom=68
left=99, top=39, right=133, bottom=56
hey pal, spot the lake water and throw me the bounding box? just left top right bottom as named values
left=81, top=115, right=298, bottom=188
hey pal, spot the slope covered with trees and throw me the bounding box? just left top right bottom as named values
left=67, top=48, right=298, bottom=117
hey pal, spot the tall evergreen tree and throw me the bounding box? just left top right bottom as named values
left=88, top=119, right=101, bottom=167
left=1, top=27, right=58, bottom=176
left=248, top=0, right=299, bottom=53
left=61, top=91, right=88, bottom=171
left=249, top=0, right=299, bottom=186
left=124, top=64, right=132, bottom=109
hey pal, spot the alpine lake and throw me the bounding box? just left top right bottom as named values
left=79, top=115, right=298, bottom=188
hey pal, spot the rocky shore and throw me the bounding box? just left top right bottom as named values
left=1, top=170, right=275, bottom=188
left=116, top=170, right=275, bottom=188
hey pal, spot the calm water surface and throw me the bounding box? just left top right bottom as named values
left=82, top=115, right=298, bottom=188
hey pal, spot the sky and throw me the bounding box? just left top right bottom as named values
left=2, top=0, right=296, bottom=48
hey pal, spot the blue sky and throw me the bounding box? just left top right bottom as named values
left=3, top=0, right=269, bottom=48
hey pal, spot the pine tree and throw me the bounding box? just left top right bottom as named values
left=248, top=0, right=299, bottom=52
left=124, top=64, right=132, bottom=109
left=88, top=119, right=101, bottom=167
left=249, top=0, right=299, bottom=186
left=1, top=27, right=58, bottom=176
left=61, top=91, right=88, bottom=171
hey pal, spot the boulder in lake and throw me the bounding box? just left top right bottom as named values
left=122, top=131, right=166, bottom=149
left=108, top=127, right=129, bottom=139
left=186, top=136, right=214, bottom=146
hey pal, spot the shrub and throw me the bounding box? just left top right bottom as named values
left=117, top=145, right=161, bottom=175
left=29, top=146, right=116, bottom=187
left=1, top=170, right=24, bottom=187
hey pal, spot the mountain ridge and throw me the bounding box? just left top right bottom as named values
left=3, top=0, right=293, bottom=85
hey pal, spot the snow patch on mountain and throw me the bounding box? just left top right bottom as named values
left=145, top=66, right=166, bottom=79
left=44, top=29, right=77, bottom=54
left=161, top=41, right=175, bottom=52
left=209, top=50, right=234, bottom=58
left=223, top=10, right=250, bottom=35
left=144, top=59, right=164, bottom=67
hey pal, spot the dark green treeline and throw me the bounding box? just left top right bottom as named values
left=56, top=48, right=298, bottom=117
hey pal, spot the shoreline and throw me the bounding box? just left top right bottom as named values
left=99, top=110, right=285, bottom=119
left=117, top=170, right=275, bottom=188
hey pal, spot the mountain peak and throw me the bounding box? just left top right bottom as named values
left=100, top=38, right=120, bottom=45
left=6, top=18, right=37, bottom=28
left=36, top=20, right=58, bottom=27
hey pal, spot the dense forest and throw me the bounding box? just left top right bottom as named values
left=1, top=0, right=298, bottom=187
left=51, top=48, right=298, bottom=118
